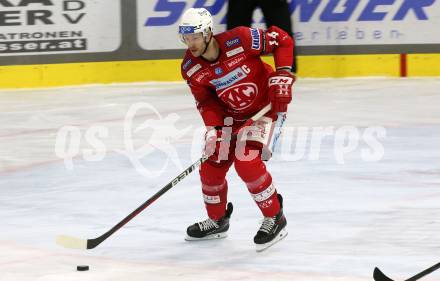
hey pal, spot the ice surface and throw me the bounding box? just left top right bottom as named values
left=0, top=78, right=439, bottom=281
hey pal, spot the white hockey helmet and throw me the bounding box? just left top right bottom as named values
left=178, top=8, right=213, bottom=43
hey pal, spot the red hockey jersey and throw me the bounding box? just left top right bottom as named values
left=181, top=26, right=294, bottom=127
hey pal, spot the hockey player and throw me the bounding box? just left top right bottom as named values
left=179, top=8, right=295, bottom=251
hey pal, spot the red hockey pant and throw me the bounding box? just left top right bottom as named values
left=199, top=144, right=280, bottom=220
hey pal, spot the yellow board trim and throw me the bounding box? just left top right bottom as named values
left=0, top=54, right=439, bottom=89
left=285, top=54, right=401, bottom=78
left=407, top=54, right=440, bottom=76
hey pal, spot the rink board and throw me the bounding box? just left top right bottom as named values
left=1, top=54, right=440, bottom=89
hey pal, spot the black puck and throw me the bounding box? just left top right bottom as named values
left=77, top=265, right=89, bottom=271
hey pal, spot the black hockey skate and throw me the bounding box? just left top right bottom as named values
left=185, top=202, right=233, bottom=241
left=254, top=194, right=288, bottom=252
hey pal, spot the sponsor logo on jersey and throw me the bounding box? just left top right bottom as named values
left=224, top=54, right=246, bottom=70
left=186, top=63, right=201, bottom=77
left=225, top=37, right=241, bottom=48
left=215, top=67, right=223, bottom=75
left=182, top=59, right=192, bottom=70
left=210, top=67, right=247, bottom=90
left=194, top=69, right=211, bottom=83
left=226, top=46, right=244, bottom=57
left=218, top=82, right=258, bottom=110
left=250, top=28, right=260, bottom=50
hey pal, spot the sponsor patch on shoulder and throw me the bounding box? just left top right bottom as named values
left=186, top=64, right=202, bottom=78
left=225, top=37, right=241, bottom=48
left=250, top=28, right=261, bottom=50
left=226, top=46, right=244, bottom=57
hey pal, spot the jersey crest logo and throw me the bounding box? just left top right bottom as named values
left=218, top=82, right=258, bottom=110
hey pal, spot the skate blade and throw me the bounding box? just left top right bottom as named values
left=255, top=228, right=288, bottom=252
left=185, top=232, right=228, bottom=241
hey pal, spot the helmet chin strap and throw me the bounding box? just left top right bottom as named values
left=201, top=33, right=212, bottom=55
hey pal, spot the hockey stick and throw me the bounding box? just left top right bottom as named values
left=270, top=112, right=287, bottom=153
left=56, top=104, right=272, bottom=250
left=374, top=263, right=440, bottom=281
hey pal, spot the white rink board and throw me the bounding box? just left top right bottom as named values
left=0, top=0, right=121, bottom=56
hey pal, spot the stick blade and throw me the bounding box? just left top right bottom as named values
left=374, top=267, right=395, bottom=281
left=56, top=235, right=88, bottom=250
